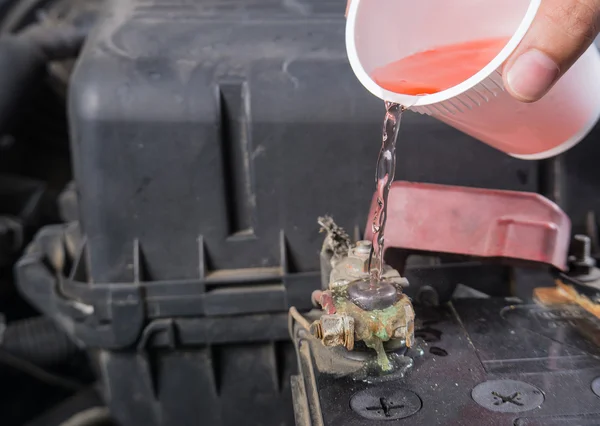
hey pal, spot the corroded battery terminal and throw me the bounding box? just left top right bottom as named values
left=311, top=217, right=414, bottom=371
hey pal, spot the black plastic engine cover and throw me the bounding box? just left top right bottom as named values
left=69, top=0, right=537, bottom=285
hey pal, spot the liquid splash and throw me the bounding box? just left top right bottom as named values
left=351, top=342, right=425, bottom=384
left=365, top=337, right=392, bottom=371
left=369, top=102, right=404, bottom=282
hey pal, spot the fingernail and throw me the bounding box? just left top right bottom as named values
left=507, top=49, right=560, bottom=101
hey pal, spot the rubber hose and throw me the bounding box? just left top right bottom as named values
left=0, top=33, right=46, bottom=132
left=3, top=316, right=79, bottom=366
left=59, top=408, right=114, bottom=426
left=0, top=23, right=85, bottom=134
left=21, top=24, right=86, bottom=61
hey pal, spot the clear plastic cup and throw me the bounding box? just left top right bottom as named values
left=346, top=0, right=600, bottom=159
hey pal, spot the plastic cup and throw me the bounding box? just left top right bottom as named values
left=346, top=0, right=600, bottom=159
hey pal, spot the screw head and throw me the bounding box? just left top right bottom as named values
left=592, top=377, right=600, bottom=397
left=350, top=387, right=421, bottom=420
left=472, top=380, right=544, bottom=413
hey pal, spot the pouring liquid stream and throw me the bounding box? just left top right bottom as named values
left=366, top=38, right=509, bottom=282
left=365, top=102, right=413, bottom=372
left=368, top=102, right=403, bottom=284
left=366, top=40, right=505, bottom=281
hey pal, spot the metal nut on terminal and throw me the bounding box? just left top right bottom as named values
left=312, top=314, right=355, bottom=351
left=393, top=326, right=406, bottom=339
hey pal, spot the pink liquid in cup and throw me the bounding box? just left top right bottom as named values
left=366, top=39, right=600, bottom=158
left=371, top=38, right=509, bottom=95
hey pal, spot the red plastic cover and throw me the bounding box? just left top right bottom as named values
left=365, top=181, right=571, bottom=270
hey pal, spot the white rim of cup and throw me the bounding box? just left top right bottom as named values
left=345, top=0, right=543, bottom=107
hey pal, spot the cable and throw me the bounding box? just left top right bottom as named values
left=0, top=347, right=83, bottom=391
left=3, top=316, right=79, bottom=366
left=21, top=23, right=86, bottom=60
left=289, top=306, right=311, bottom=332
left=59, top=407, right=113, bottom=426
left=0, top=0, right=46, bottom=33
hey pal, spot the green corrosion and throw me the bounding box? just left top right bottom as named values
left=332, top=288, right=404, bottom=372
left=365, top=305, right=402, bottom=340
left=364, top=337, right=392, bottom=371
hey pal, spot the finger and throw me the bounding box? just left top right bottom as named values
left=504, top=0, right=600, bottom=102
left=346, top=0, right=351, bottom=17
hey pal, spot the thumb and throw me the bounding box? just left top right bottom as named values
left=504, top=0, right=600, bottom=102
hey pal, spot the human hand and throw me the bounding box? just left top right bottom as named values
left=345, top=0, right=600, bottom=103
left=504, top=0, right=600, bottom=102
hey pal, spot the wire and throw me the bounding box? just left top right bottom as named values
left=0, top=0, right=45, bottom=33
left=0, top=348, right=83, bottom=391
left=289, top=306, right=311, bottom=332
left=21, top=23, right=86, bottom=61
left=59, top=407, right=113, bottom=426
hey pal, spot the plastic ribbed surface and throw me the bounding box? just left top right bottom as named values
left=411, top=70, right=505, bottom=116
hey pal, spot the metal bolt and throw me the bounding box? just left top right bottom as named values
left=309, top=321, right=323, bottom=339
left=592, top=377, right=600, bottom=397
left=569, top=235, right=596, bottom=275
left=350, top=387, right=421, bottom=420
left=317, top=314, right=354, bottom=351
left=472, top=380, right=544, bottom=413
left=573, top=235, right=593, bottom=262
left=393, top=326, right=406, bottom=339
